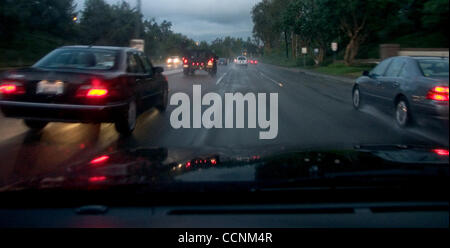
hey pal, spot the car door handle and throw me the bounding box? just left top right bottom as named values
left=393, top=81, right=400, bottom=88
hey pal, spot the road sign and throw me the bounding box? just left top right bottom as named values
left=301, top=47, right=307, bottom=54
left=331, top=42, right=338, bottom=52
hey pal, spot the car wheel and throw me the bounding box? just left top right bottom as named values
left=183, top=69, right=189, bottom=76
left=156, top=85, right=168, bottom=112
left=115, top=100, right=137, bottom=135
left=395, top=98, right=411, bottom=127
left=24, top=120, right=48, bottom=130
left=352, top=86, right=362, bottom=109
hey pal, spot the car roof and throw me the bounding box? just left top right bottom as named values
left=410, top=56, right=448, bottom=60
left=59, top=45, right=137, bottom=52
left=394, top=56, right=448, bottom=60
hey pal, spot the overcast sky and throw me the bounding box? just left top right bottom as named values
left=75, top=0, right=261, bottom=42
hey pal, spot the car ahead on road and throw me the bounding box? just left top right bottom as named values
left=236, top=56, right=248, bottom=67
left=0, top=46, right=169, bottom=135
left=352, top=56, right=449, bottom=127
left=218, top=58, right=228, bottom=65
left=182, top=49, right=217, bottom=77
left=166, top=56, right=181, bottom=66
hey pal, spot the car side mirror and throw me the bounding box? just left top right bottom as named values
left=154, top=66, right=164, bottom=74
left=362, top=70, right=370, bottom=77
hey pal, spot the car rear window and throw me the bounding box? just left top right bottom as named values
left=34, top=49, right=119, bottom=70
left=418, top=59, right=449, bottom=77
left=238, top=57, right=246, bottom=60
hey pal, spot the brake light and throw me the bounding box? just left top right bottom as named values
left=427, top=86, right=449, bottom=101
left=0, top=83, right=25, bottom=94
left=90, top=155, right=109, bottom=164
left=76, top=79, right=109, bottom=98
left=255, top=60, right=258, bottom=64
left=87, top=88, right=108, bottom=97
left=89, top=176, right=107, bottom=182
left=183, top=59, right=188, bottom=64
left=207, top=59, right=213, bottom=66
left=433, top=149, right=449, bottom=156
left=0, top=84, right=16, bottom=93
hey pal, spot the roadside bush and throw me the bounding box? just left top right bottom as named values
left=296, top=56, right=315, bottom=67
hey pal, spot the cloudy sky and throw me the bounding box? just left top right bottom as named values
left=75, top=0, right=261, bottom=42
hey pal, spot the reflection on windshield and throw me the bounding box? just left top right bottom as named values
left=34, top=49, right=118, bottom=70
left=0, top=0, right=448, bottom=194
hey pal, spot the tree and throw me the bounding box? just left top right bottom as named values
left=324, top=0, right=401, bottom=65
left=251, top=0, right=283, bottom=53
left=284, top=0, right=338, bottom=64
left=79, top=0, right=113, bottom=45
left=422, top=0, right=449, bottom=37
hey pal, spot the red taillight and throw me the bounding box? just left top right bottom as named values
left=0, top=83, right=25, bottom=94
left=90, top=155, right=109, bottom=164
left=427, top=86, right=449, bottom=101
left=255, top=60, right=258, bottom=64
left=89, top=176, right=107, bottom=182
left=76, top=79, right=109, bottom=98
left=433, top=149, right=449, bottom=156
left=87, top=88, right=108, bottom=97
left=183, top=59, right=188, bottom=64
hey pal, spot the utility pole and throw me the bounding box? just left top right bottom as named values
left=135, top=0, right=142, bottom=38
left=284, top=30, right=289, bottom=59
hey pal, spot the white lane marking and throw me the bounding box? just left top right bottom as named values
left=259, top=72, right=284, bottom=87
left=216, top=72, right=228, bottom=85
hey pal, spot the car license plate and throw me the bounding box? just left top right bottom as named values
left=36, top=80, right=64, bottom=95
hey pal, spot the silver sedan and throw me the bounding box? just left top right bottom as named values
left=352, top=56, right=448, bottom=127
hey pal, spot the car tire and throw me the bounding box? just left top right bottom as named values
left=115, top=100, right=137, bottom=136
left=352, top=86, right=362, bottom=110
left=156, top=84, right=168, bottom=112
left=23, top=120, right=48, bottom=130
left=395, top=98, right=412, bottom=128
left=183, top=69, right=189, bottom=76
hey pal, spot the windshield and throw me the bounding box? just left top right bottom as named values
left=418, top=59, right=449, bottom=77
left=34, top=48, right=118, bottom=70
left=0, top=0, right=449, bottom=216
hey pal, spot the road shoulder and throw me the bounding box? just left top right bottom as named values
left=261, top=63, right=355, bottom=84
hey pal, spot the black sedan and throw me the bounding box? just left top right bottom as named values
left=352, top=56, right=448, bottom=127
left=0, top=46, right=168, bottom=135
